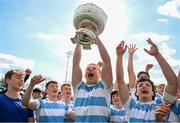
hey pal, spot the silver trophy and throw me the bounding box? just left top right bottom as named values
left=71, top=3, right=107, bottom=49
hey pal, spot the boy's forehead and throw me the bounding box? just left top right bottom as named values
left=112, top=93, right=118, bottom=96
left=137, top=81, right=151, bottom=85
left=48, top=83, right=58, bottom=86
left=87, top=64, right=98, bottom=68
left=140, top=73, right=146, bottom=75
left=62, top=84, right=71, bottom=88
left=13, top=71, right=25, bottom=76
left=139, top=73, right=148, bottom=77
left=62, top=86, right=71, bottom=91
left=157, top=84, right=165, bottom=87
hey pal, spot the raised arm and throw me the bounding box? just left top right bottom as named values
left=72, top=44, right=82, bottom=88
left=145, top=64, right=153, bottom=73
left=95, top=36, right=113, bottom=88
left=116, top=41, right=129, bottom=104
left=144, top=38, right=178, bottom=98
left=24, top=69, right=32, bottom=82
left=22, top=75, right=45, bottom=110
left=127, top=44, right=138, bottom=88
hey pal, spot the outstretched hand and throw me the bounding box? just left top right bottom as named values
left=30, top=75, right=46, bottom=86
left=144, top=38, right=160, bottom=56
left=128, top=44, right=138, bottom=55
left=116, top=41, right=127, bottom=56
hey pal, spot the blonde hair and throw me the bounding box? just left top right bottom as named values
left=61, top=83, right=72, bottom=91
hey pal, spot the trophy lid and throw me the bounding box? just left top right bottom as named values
left=73, top=3, right=107, bottom=35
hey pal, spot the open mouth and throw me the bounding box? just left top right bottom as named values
left=88, top=73, right=94, bottom=78
left=141, top=90, right=149, bottom=94
left=66, top=92, right=71, bottom=95
left=114, top=99, right=119, bottom=103
left=53, top=90, right=58, bottom=93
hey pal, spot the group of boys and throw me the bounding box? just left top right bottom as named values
left=0, top=33, right=180, bottom=122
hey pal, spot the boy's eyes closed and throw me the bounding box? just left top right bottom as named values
left=138, top=82, right=151, bottom=87
left=145, top=83, right=150, bottom=87
left=138, top=83, right=143, bottom=87
left=16, top=76, right=24, bottom=80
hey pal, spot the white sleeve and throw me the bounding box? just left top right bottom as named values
left=73, top=81, right=83, bottom=94
left=130, top=87, right=137, bottom=100
left=163, top=91, right=176, bottom=104
left=66, top=106, right=73, bottom=115
left=33, top=99, right=41, bottom=109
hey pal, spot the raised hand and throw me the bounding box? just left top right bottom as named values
left=116, top=41, right=127, bottom=56
left=144, top=38, right=160, bottom=56
left=97, top=61, right=103, bottom=68
left=128, top=44, right=138, bottom=55
left=30, top=75, right=46, bottom=86
left=25, top=69, right=32, bottom=75
left=145, top=64, right=153, bottom=72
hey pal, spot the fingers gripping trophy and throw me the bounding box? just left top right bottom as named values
left=71, top=3, right=107, bottom=50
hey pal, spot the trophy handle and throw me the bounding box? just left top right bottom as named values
left=70, top=37, right=92, bottom=50
left=71, top=38, right=77, bottom=44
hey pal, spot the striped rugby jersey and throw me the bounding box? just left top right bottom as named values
left=73, top=80, right=111, bottom=122
left=34, top=99, right=72, bottom=122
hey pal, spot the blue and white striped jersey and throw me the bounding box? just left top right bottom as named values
left=34, top=99, right=72, bottom=122
left=73, top=80, right=111, bottom=122
left=109, top=105, right=128, bottom=123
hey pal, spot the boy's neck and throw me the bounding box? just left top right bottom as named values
left=47, top=94, right=58, bottom=101
left=61, top=97, right=71, bottom=104
left=139, top=97, right=152, bottom=103
left=114, top=104, right=122, bottom=109
left=5, top=90, right=19, bottom=99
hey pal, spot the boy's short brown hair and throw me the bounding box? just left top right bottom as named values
left=45, top=81, right=58, bottom=89
left=33, top=88, right=42, bottom=93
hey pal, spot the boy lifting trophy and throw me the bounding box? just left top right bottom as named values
left=71, top=3, right=107, bottom=49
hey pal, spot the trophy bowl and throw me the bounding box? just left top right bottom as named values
left=71, top=3, right=107, bottom=49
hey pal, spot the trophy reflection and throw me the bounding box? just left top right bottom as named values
left=71, top=3, right=107, bottom=50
